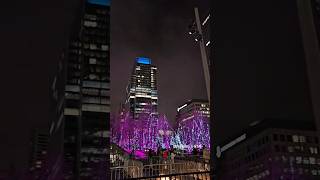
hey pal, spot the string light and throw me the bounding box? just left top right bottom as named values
left=112, top=105, right=210, bottom=153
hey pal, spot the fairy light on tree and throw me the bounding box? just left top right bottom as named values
left=111, top=103, right=210, bottom=153
left=112, top=105, right=174, bottom=152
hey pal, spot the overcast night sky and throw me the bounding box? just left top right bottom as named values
left=111, top=0, right=210, bottom=123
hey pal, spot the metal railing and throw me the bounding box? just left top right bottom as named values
left=142, top=155, right=207, bottom=164
left=110, top=161, right=210, bottom=180
left=129, top=171, right=210, bottom=180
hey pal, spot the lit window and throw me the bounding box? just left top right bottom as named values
left=66, top=85, right=80, bottom=92
left=89, top=58, right=97, bottom=64
left=101, top=45, right=108, bottom=51
left=90, top=44, right=97, bottom=50
left=296, top=156, right=302, bottom=164
left=310, top=147, right=315, bottom=154
left=64, top=108, right=80, bottom=116
left=288, top=146, right=294, bottom=153
left=293, top=135, right=299, bottom=142
left=310, top=157, right=316, bottom=164
left=300, top=136, right=306, bottom=143
left=84, top=20, right=97, bottom=27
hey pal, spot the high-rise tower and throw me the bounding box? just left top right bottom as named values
left=125, top=57, right=158, bottom=119
left=64, top=0, right=110, bottom=179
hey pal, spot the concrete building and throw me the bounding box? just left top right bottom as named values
left=63, top=0, right=110, bottom=179
left=217, top=119, right=320, bottom=180
left=210, top=0, right=320, bottom=176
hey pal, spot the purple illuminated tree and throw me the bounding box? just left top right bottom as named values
left=156, top=115, right=173, bottom=149
left=112, top=103, right=174, bottom=152
left=176, top=111, right=210, bottom=151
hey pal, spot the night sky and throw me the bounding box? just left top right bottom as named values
left=111, top=0, right=209, bottom=124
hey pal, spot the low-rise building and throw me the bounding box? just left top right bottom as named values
left=217, top=119, right=320, bottom=180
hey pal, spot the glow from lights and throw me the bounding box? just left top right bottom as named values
left=177, top=104, right=188, bottom=112
left=112, top=105, right=210, bottom=153
left=202, top=14, right=210, bottom=26
left=87, top=0, right=110, bottom=6
left=135, top=94, right=151, bottom=98
left=136, top=57, right=151, bottom=65
left=206, top=41, right=211, bottom=47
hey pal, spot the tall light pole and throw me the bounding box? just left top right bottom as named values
left=189, top=7, right=211, bottom=102
left=188, top=7, right=213, bottom=179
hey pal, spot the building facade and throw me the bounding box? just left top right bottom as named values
left=175, top=99, right=210, bottom=149
left=28, top=131, right=49, bottom=179
left=210, top=2, right=320, bottom=176
left=125, top=57, right=158, bottom=119
left=176, top=99, right=210, bottom=126
left=217, top=120, right=320, bottom=180
left=64, top=0, right=110, bottom=179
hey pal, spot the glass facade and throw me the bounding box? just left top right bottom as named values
left=64, top=1, right=109, bottom=179
left=125, top=58, right=158, bottom=119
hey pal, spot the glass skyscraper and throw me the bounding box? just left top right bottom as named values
left=64, top=0, right=110, bottom=179
left=125, top=57, right=158, bottom=119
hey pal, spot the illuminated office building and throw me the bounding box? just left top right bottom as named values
left=176, top=99, right=210, bottom=125
left=125, top=57, right=158, bottom=119
left=64, top=0, right=110, bottom=179
left=175, top=99, right=210, bottom=149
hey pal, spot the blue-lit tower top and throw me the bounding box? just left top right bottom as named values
left=87, top=0, right=110, bottom=6
left=136, top=57, right=151, bottom=65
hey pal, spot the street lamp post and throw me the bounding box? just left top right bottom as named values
left=188, top=7, right=211, bottom=102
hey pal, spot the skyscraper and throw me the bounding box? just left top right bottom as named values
left=125, top=57, right=158, bottom=119
left=64, top=0, right=110, bottom=179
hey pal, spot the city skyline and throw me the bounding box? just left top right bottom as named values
left=1, top=0, right=320, bottom=179
left=111, top=0, right=210, bottom=123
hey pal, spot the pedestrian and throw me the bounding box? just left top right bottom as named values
left=163, top=149, right=168, bottom=163
left=192, top=147, right=197, bottom=156
left=129, top=149, right=134, bottom=160
left=171, top=151, right=175, bottom=164
left=201, top=146, right=205, bottom=156
left=149, top=149, right=153, bottom=164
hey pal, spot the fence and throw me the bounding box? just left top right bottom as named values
left=129, top=171, right=210, bottom=180
left=110, top=161, right=210, bottom=180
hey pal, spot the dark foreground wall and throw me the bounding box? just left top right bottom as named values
left=210, top=0, right=320, bottom=176
left=0, top=0, right=81, bottom=178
